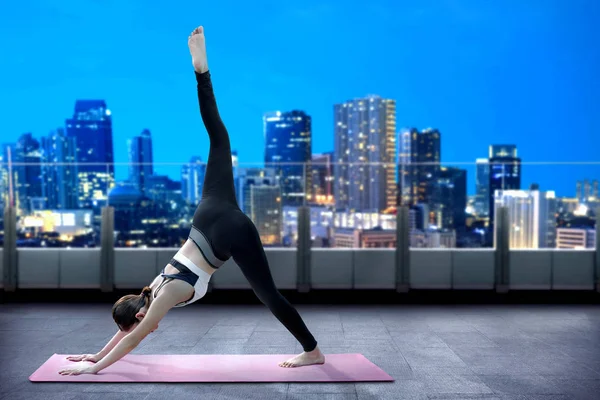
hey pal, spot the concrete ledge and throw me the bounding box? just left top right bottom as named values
left=552, top=250, right=595, bottom=290
left=60, top=249, right=101, bottom=289
left=410, top=249, right=452, bottom=289
left=114, top=249, right=158, bottom=289
left=18, top=249, right=60, bottom=289
left=510, top=250, right=552, bottom=290
left=452, top=249, right=495, bottom=289
left=311, top=249, right=353, bottom=289
left=353, top=249, right=395, bottom=289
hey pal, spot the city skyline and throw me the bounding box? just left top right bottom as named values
left=1, top=1, right=598, bottom=197
left=2, top=104, right=598, bottom=200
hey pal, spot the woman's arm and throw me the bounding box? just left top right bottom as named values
left=88, top=280, right=190, bottom=374
left=95, top=330, right=129, bottom=360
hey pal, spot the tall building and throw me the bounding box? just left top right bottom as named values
left=181, top=156, right=205, bottom=205
left=127, top=129, right=153, bottom=193
left=310, top=152, right=334, bottom=205
left=494, top=189, right=557, bottom=249
left=40, top=128, right=78, bottom=209
left=556, top=228, right=596, bottom=249
left=0, top=152, right=5, bottom=218
left=583, top=179, right=591, bottom=202
left=489, top=144, right=521, bottom=226
left=238, top=168, right=281, bottom=245
left=398, top=128, right=441, bottom=207
left=264, top=110, right=312, bottom=207
left=66, top=100, right=114, bottom=207
left=432, top=167, right=467, bottom=230
left=475, top=159, right=490, bottom=217
left=146, top=174, right=186, bottom=221
left=11, top=133, right=44, bottom=214
left=594, top=180, right=599, bottom=199
left=334, top=96, right=396, bottom=212
left=409, top=203, right=429, bottom=230
left=147, top=175, right=181, bottom=204
left=489, top=145, right=517, bottom=158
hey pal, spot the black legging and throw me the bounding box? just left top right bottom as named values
left=191, top=71, right=317, bottom=353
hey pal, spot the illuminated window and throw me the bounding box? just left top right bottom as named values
left=63, top=213, right=76, bottom=226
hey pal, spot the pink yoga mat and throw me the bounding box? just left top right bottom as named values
left=29, top=353, right=394, bottom=383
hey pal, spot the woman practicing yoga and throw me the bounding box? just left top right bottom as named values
left=59, top=25, right=324, bottom=376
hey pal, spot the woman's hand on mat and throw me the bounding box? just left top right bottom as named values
left=58, top=363, right=98, bottom=376
left=66, top=354, right=100, bottom=363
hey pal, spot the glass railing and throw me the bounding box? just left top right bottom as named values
left=0, top=161, right=597, bottom=250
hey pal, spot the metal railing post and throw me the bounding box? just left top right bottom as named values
left=495, top=206, right=510, bottom=293
left=3, top=205, right=17, bottom=292
left=296, top=205, right=311, bottom=293
left=100, top=206, right=115, bottom=292
left=395, top=206, right=410, bottom=292
left=595, top=207, right=600, bottom=292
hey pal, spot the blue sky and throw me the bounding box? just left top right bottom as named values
left=0, top=0, right=598, bottom=196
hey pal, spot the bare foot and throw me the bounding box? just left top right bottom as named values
left=279, top=346, right=325, bottom=368
left=188, top=26, right=208, bottom=74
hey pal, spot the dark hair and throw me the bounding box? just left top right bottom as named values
left=112, top=286, right=152, bottom=331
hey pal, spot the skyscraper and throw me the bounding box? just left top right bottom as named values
left=127, top=129, right=153, bottom=193
left=310, top=152, right=334, bottom=205
left=432, top=167, right=467, bottom=230
left=489, top=145, right=517, bottom=158
left=41, top=128, right=78, bottom=209
left=475, top=159, right=490, bottom=217
left=66, top=100, right=114, bottom=208
left=181, top=156, right=205, bottom=205
left=334, top=96, right=396, bottom=212
left=0, top=152, right=5, bottom=218
left=264, top=110, right=312, bottom=207
left=238, top=168, right=281, bottom=245
left=489, top=144, right=521, bottom=226
left=494, top=189, right=557, bottom=248
left=12, top=133, right=44, bottom=214
left=146, top=174, right=185, bottom=220
left=397, top=128, right=441, bottom=207
left=0, top=144, right=14, bottom=211
left=583, top=179, right=591, bottom=202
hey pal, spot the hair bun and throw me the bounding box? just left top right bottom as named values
left=141, top=286, right=152, bottom=297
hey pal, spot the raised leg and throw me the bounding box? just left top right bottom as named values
left=188, top=26, right=237, bottom=204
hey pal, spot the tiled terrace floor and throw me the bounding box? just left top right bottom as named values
left=1, top=303, right=600, bottom=399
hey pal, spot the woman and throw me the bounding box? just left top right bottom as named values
left=59, top=25, right=325, bottom=376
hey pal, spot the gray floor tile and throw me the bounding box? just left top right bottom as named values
left=436, top=332, right=498, bottom=347
left=218, top=383, right=288, bottom=399
left=390, top=332, right=449, bottom=349
left=81, top=382, right=157, bottom=393
left=70, top=394, right=149, bottom=400
left=545, top=378, right=600, bottom=400
left=497, top=396, right=571, bottom=400
left=402, top=347, right=468, bottom=367
left=0, top=393, right=78, bottom=400
left=356, top=381, right=428, bottom=400
left=287, top=394, right=358, bottom=400
left=418, top=373, right=495, bottom=395
left=289, top=383, right=356, bottom=393
left=144, top=383, right=222, bottom=400
left=476, top=375, right=565, bottom=395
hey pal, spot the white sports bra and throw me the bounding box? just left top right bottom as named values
left=153, top=253, right=212, bottom=307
